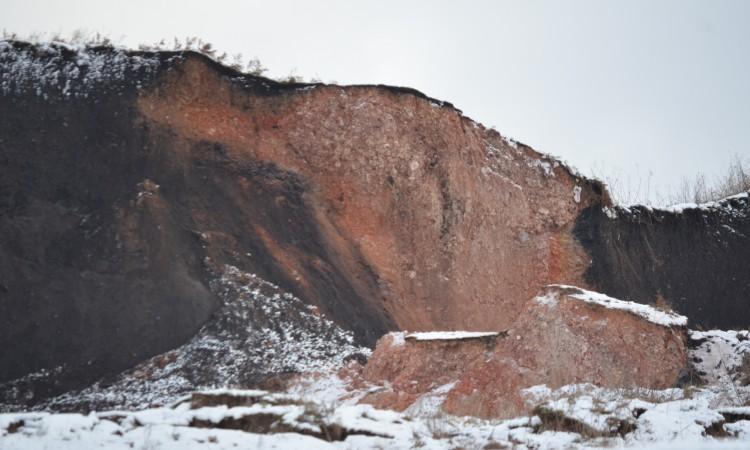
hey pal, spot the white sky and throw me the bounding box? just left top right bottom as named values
left=3, top=0, right=749, bottom=203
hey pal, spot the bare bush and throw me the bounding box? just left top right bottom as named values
left=594, top=154, right=750, bottom=206
left=668, top=154, right=749, bottom=204
left=590, top=163, right=654, bottom=206
left=245, top=57, right=267, bottom=76
left=3, top=29, right=116, bottom=47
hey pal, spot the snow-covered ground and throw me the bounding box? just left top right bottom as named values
left=2, top=329, right=749, bottom=449
left=1, top=384, right=749, bottom=449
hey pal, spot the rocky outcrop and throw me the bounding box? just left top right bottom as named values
left=0, top=40, right=605, bottom=404
left=359, top=286, right=688, bottom=419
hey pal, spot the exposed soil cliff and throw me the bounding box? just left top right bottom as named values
left=136, top=54, right=605, bottom=335
left=2, top=40, right=747, bottom=411
left=0, top=41, right=606, bottom=404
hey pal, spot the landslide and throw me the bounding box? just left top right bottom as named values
left=1, top=40, right=605, bottom=401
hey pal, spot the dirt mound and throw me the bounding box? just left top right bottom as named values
left=359, top=286, right=688, bottom=418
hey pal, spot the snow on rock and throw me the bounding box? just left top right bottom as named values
left=663, top=191, right=749, bottom=214
left=405, top=331, right=501, bottom=341
left=631, top=396, right=726, bottom=443
left=0, top=40, right=163, bottom=98
left=546, top=284, right=688, bottom=327
left=534, top=291, right=559, bottom=307
left=389, top=332, right=406, bottom=347
left=607, top=191, right=750, bottom=219
left=523, top=383, right=679, bottom=435
left=573, top=185, right=582, bottom=203
left=528, top=158, right=558, bottom=177
left=519, top=382, right=750, bottom=447
left=689, top=329, right=750, bottom=386
left=502, top=135, right=519, bottom=149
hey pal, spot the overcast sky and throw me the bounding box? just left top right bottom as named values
left=3, top=0, right=749, bottom=204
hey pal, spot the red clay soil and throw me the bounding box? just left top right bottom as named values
left=137, top=56, right=607, bottom=333
left=359, top=286, right=688, bottom=419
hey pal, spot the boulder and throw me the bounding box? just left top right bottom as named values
left=359, top=285, right=688, bottom=418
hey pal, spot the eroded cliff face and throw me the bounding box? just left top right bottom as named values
left=0, top=40, right=618, bottom=405
left=0, top=42, right=607, bottom=403
left=575, top=196, right=750, bottom=330
left=135, top=55, right=605, bottom=334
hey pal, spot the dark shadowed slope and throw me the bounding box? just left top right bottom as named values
left=575, top=195, right=750, bottom=330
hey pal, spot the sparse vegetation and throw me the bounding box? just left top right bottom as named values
left=0, top=30, right=288, bottom=80
left=532, top=405, right=603, bottom=438
left=483, top=441, right=510, bottom=449
left=670, top=154, right=750, bottom=204
left=593, top=153, right=750, bottom=206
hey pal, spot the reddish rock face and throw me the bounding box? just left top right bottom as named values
left=360, top=333, right=502, bottom=411
left=137, top=56, right=606, bottom=333
left=1, top=45, right=609, bottom=402
left=359, top=286, right=688, bottom=419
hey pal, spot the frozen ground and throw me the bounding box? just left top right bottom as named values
left=1, top=384, right=748, bottom=449
left=2, top=329, right=749, bottom=449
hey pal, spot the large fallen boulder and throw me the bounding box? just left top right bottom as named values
left=359, top=285, right=688, bottom=418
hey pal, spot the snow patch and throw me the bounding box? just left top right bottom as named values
left=548, top=285, right=688, bottom=327
left=534, top=292, right=559, bottom=307
left=690, top=329, right=750, bottom=385
left=389, top=332, right=406, bottom=347
left=663, top=191, right=749, bottom=214
left=502, top=135, right=519, bottom=149
left=405, top=331, right=501, bottom=341
left=573, top=185, right=582, bottom=203
left=0, top=41, right=162, bottom=98
left=528, top=159, right=556, bottom=177
left=603, top=206, right=619, bottom=219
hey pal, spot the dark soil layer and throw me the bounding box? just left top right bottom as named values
left=575, top=199, right=750, bottom=329
left=0, top=42, right=395, bottom=404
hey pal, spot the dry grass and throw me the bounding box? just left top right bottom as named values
left=424, top=411, right=461, bottom=439
left=532, top=405, right=603, bottom=438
